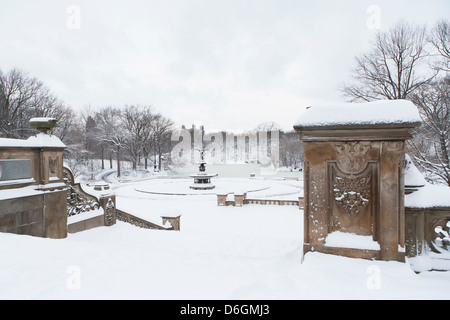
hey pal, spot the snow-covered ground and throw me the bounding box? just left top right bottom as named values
left=1, top=167, right=450, bottom=300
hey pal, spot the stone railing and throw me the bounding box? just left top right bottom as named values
left=63, top=167, right=181, bottom=232
left=402, top=155, right=450, bottom=271
left=64, top=166, right=117, bottom=233
left=63, top=167, right=101, bottom=216
left=217, top=192, right=304, bottom=209
left=245, top=198, right=302, bottom=206
left=116, top=209, right=181, bottom=231
left=405, top=206, right=450, bottom=259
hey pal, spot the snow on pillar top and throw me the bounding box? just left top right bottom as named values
left=0, top=118, right=65, bottom=148
left=293, top=99, right=421, bottom=141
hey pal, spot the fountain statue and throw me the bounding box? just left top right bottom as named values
left=189, top=126, right=218, bottom=190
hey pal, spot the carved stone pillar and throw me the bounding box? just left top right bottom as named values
left=0, top=118, right=68, bottom=239
left=234, top=193, right=245, bottom=207
left=294, top=100, right=421, bottom=262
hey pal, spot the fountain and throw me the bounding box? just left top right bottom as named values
left=189, top=126, right=218, bottom=190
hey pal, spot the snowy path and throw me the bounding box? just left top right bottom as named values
left=97, top=169, right=117, bottom=184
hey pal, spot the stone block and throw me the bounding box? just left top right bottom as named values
left=234, top=194, right=245, bottom=207
left=68, top=215, right=105, bottom=234
left=217, top=194, right=227, bottom=206
left=16, top=221, right=45, bottom=238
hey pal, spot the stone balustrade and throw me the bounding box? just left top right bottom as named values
left=217, top=192, right=304, bottom=209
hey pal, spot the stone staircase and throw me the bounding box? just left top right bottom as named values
left=116, top=208, right=180, bottom=231
left=64, top=167, right=180, bottom=232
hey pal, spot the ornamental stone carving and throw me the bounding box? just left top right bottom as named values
left=63, top=167, right=100, bottom=216
left=333, top=174, right=371, bottom=220
left=334, top=141, right=371, bottom=173
left=328, top=160, right=377, bottom=237
left=331, top=141, right=374, bottom=221
left=431, top=218, right=450, bottom=254
left=48, top=152, right=59, bottom=176
left=104, top=197, right=116, bottom=226
left=49, top=157, right=58, bottom=175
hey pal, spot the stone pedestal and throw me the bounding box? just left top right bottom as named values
left=294, top=100, right=421, bottom=262
left=99, top=195, right=116, bottom=227
left=161, top=215, right=181, bottom=231
left=217, top=194, right=227, bottom=206
left=298, top=197, right=304, bottom=210
left=234, top=193, right=245, bottom=207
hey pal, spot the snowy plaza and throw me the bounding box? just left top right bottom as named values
left=0, top=165, right=450, bottom=300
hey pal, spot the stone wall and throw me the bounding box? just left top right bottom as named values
left=0, top=137, right=65, bottom=190
left=0, top=176, right=67, bottom=239
left=0, top=122, right=68, bottom=239
left=68, top=213, right=106, bottom=234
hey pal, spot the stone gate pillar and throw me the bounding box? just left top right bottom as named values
left=294, top=100, right=421, bottom=262
left=0, top=118, right=68, bottom=239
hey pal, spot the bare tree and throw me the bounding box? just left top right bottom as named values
left=51, top=106, right=77, bottom=142
left=96, top=107, right=128, bottom=177
left=152, top=113, right=174, bottom=170
left=140, top=108, right=156, bottom=170
left=409, top=77, right=450, bottom=186
left=85, top=105, right=174, bottom=176
left=406, top=20, right=450, bottom=186
left=63, top=114, right=88, bottom=178
left=122, top=105, right=155, bottom=170
left=0, top=67, right=75, bottom=140
left=341, top=21, right=435, bottom=102
left=0, top=68, right=43, bottom=138
left=279, top=130, right=303, bottom=170
left=429, top=20, right=450, bottom=73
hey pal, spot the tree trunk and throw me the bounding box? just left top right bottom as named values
left=90, top=158, right=94, bottom=180
left=439, top=134, right=450, bottom=186
left=101, top=146, right=105, bottom=170
left=158, top=145, right=162, bottom=171
left=117, top=145, right=121, bottom=177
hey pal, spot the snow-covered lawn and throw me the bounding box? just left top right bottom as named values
left=1, top=174, right=450, bottom=300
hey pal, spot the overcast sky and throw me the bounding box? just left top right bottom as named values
left=1, top=0, right=449, bottom=131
